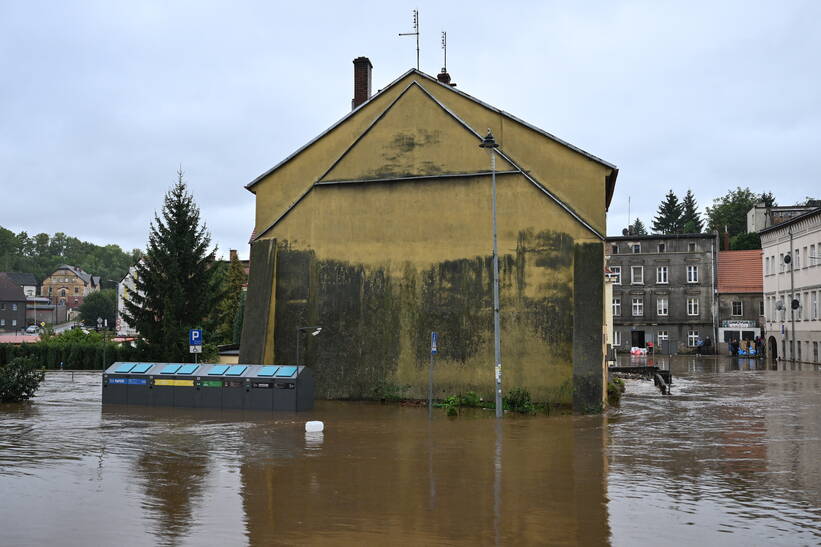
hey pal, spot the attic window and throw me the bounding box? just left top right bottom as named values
left=611, top=244, right=619, bottom=254
left=632, top=243, right=641, bottom=254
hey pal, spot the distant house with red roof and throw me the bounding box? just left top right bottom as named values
left=717, top=250, right=764, bottom=353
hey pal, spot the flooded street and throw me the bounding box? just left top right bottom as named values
left=1, top=356, right=819, bottom=546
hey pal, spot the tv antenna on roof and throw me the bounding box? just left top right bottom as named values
left=398, top=9, right=420, bottom=70
left=441, top=30, right=447, bottom=72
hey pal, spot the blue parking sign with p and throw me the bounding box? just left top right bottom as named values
left=189, top=329, right=203, bottom=345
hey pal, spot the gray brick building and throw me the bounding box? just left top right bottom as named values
left=606, top=233, right=718, bottom=354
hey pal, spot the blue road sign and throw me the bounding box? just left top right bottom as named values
left=431, top=332, right=438, bottom=354
left=189, top=329, right=203, bottom=345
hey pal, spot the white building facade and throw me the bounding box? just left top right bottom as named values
left=761, top=208, right=821, bottom=363
left=116, top=263, right=141, bottom=337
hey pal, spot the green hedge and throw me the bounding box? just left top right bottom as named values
left=0, top=341, right=147, bottom=370
left=0, top=329, right=220, bottom=370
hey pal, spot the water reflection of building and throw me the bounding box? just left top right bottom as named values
left=132, top=429, right=210, bottom=546
left=238, top=408, right=610, bottom=544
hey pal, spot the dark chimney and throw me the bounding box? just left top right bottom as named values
left=229, top=249, right=238, bottom=262
left=352, top=57, right=372, bottom=110
left=722, top=231, right=730, bottom=251
left=436, top=68, right=457, bottom=87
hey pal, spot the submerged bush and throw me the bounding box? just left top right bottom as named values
left=607, top=379, right=625, bottom=406
left=504, top=387, right=535, bottom=414
left=0, top=357, right=45, bottom=402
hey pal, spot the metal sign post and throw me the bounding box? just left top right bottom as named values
left=189, top=329, right=203, bottom=364
left=429, top=332, right=437, bottom=418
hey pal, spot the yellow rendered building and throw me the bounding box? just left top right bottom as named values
left=241, top=61, right=617, bottom=411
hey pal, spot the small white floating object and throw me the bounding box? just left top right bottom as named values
left=305, top=421, right=324, bottom=433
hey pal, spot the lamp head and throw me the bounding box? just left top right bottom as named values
left=479, top=129, right=499, bottom=149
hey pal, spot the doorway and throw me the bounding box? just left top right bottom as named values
left=631, top=330, right=645, bottom=348
left=768, top=336, right=778, bottom=360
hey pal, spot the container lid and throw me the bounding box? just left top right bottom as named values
left=275, top=366, right=298, bottom=378
left=160, top=364, right=182, bottom=374
left=131, top=363, right=152, bottom=374
left=226, top=365, right=248, bottom=376
left=207, top=365, right=230, bottom=375
left=177, top=364, right=199, bottom=375
left=114, top=363, right=135, bottom=373
left=258, top=366, right=279, bottom=377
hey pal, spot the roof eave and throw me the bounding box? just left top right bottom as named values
left=245, top=68, right=617, bottom=192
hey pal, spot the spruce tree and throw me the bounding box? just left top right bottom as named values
left=680, top=189, right=703, bottom=233
left=629, top=218, right=648, bottom=235
left=651, top=190, right=683, bottom=234
left=123, top=171, right=222, bottom=361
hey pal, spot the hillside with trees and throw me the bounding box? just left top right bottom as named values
left=0, top=226, right=140, bottom=286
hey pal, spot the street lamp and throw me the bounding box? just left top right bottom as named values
left=295, top=326, right=322, bottom=366
left=479, top=129, right=503, bottom=418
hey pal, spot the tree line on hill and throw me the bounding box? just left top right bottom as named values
left=625, top=187, right=779, bottom=250
left=0, top=227, right=140, bottom=286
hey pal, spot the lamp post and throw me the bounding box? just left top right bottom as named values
left=296, top=326, right=322, bottom=365
left=479, top=129, right=503, bottom=418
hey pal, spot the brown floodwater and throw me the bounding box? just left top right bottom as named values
left=0, top=355, right=819, bottom=546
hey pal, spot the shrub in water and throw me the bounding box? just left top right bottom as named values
left=0, top=357, right=45, bottom=403
left=504, top=387, right=535, bottom=414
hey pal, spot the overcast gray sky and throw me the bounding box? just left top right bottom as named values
left=2, top=1, right=819, bottom=258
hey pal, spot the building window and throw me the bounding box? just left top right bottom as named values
left=732, top=301, right=743, bottom=316
left=631, top=266, right=644, bottom=284
left=48, top=287, right=53, bottom=296
left=11, top=303, right=17, bottom=311
left=613, top=298, right=621, bottom=317
left=688, top=242, right=696, bottom=252
left=0, top=319, right=4, bottom=326
left=797, top=293, right=802, bottom=320
left=795, top=249, right=800, bottom=269
left=688, top=330, right=699, bottom=347
left=632, top=298, right=644, bottom=316
left=798, top=341, right=802, bottom=362
left=759, top=300, right=764, bottom=316
left=803, top=246, right=808, bottom=268
left=60, top=288, right=66, bottom=297
left=814, top=341, right=819, bottom=363
left=812, top=291, right=818, bottom=320
left=611, top=244, right=619, bottom=254
left=632, top=243, right=641, bottom=254
left=658, top=243, right=666, bottom=253
left=611, top=266, right=621, bottom=285
left=11, top=320, right=16, bottom=327
left=779, top=253, right=785, bottom=272
left=613, top=331, right=621, bottom=346
left=765, top=256, right=770, bottom=275
left=657, top=330, right=669, bottom=342
left=657, top=296, right=668, bottom=316
left=656, top=266, right=668, bottom=284
left=687, top=265, right=699, bottom=283
left=811, top=244, right=816, bottom=266
left=687, top=297, right=699, bottom=316
left=74, top=287, right=79, bottom=295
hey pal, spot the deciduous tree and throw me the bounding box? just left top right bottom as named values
left=705, top=187, right=761, bottom=237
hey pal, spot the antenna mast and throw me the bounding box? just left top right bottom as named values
left=441, top=30, right=447, bottom=71
left=398, top=9, right=420, bottom=70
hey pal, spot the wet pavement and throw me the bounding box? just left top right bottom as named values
left=0, top=355, right=819, bottom=546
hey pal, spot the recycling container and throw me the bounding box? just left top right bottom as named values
left=173, top=363, right=200, bottom=408
left=245, top=365, right=278, bottom=411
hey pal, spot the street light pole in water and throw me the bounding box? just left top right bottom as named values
left=480, top=130, right=503, bottom=418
